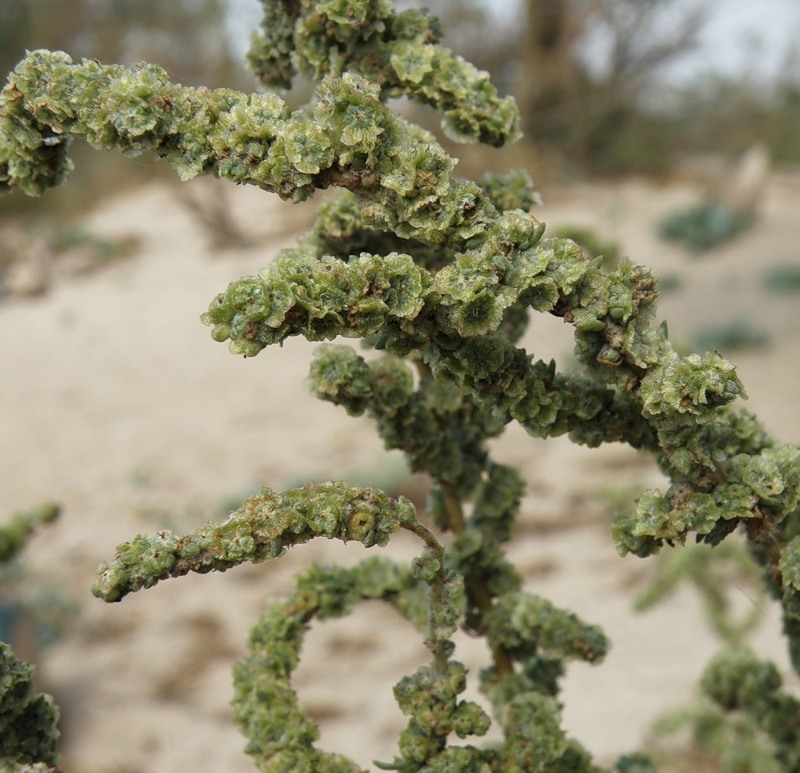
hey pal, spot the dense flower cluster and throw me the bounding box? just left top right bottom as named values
left=0, top=643, right=60, bottom=771
left=92, top=483, right=416, bottom=602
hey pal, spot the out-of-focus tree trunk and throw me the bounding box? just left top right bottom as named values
left=512, top=0, right=707, bottom=173
left=515, top=0, right=591, bottom=141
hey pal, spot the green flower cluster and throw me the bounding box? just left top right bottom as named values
left=0, top=505, right=60, bottom=771
left=92, top=482, right=416, bottom=602
left=233, top=559, right=413, bottom=773
left=202, top=252, right=429, bottom=356
left=247, top=0, right=520, bottom=146
left=485, top=592, right=608, bottom=668
left=701, top=648, right=800, bottom=768
left=307, top=344, right=504, bottom=492
left=232, top=556, right=483, bottom=772
left=0, top=643, right=59, bottom=771
left=388, top=661, right=491, bottom=769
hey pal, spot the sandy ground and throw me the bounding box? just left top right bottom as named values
left=1, top=170, right=799, bottom=771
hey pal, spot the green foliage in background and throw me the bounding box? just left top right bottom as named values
left=1, top=1, right=799, bottom=770
left=609, top=488, right=795, bottom=770
left=693, top=320, right=770, bottom=355
left=764, top=266, right=800, bottom=295
left=0, top=505, right=60, bottom=772
left=659, top=202, right=754, bottom=254
left=0, top=640, right=60, bottom=772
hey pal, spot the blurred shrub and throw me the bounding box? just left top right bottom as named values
left=659, top=202, right=754, bottom=253
left=0, top=221, right=139, bottom=299
left=693, top=320, right=770, bottom=354
left=763, top=266, right=800, bottom=295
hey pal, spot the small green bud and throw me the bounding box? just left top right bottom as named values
left=412, top=550, right=441, bottom=583
left=451, top=700, right=491, bottom=738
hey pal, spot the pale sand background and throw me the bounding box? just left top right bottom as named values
left=2, top=171, right=799, bottom=771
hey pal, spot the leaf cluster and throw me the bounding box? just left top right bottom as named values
left=0, top=505, right=60, bottom=772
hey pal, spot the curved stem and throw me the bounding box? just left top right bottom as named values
left=402, top=519, right=450, bottom=674
left=413, top=363, right=515, bottom=678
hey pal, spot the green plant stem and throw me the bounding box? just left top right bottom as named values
left=745, top=512, right=784, bottom=590
left=403, top=518, right=444, bottom=559
left=415, top=360, right=516, bottom=679
left=440, top=483, right=465, bottom=534
left=440, top=481, right=514, bottom=678
left=402, top=518, right=450, bottom=674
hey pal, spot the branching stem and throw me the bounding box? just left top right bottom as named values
left=439, top=481, right=514, bottom=677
